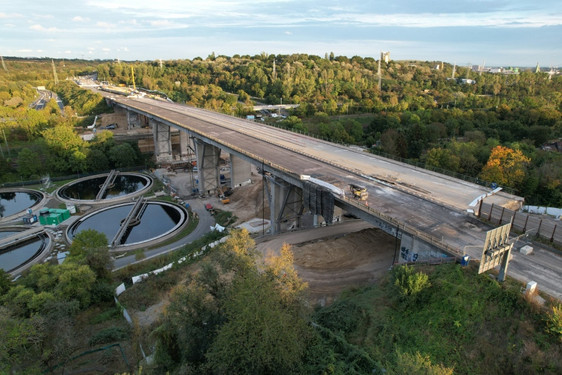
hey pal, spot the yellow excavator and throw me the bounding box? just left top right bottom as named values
left=349, top=184, right=368, bottom=200
left=218, top=186, right=230, bottom=204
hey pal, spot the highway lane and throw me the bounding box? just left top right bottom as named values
left=123, top=96, right=521, bottom=212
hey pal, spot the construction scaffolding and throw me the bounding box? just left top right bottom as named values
left=303, top=181, right=335, bottom=224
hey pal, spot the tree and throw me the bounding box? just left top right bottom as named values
left=0, top=307, right=42, bottom=374
left=109, top=143, right=137, bottom=168
left=86, top=148, right=110, bottom=172
left=205, top=271, right=311, bottom=375
left=154, top=230, right=312, bottom=373
left=54, top=263, right=96, bottom=308
left=424, top=148, right=460, bottom=172
left=263, top=243, right=308, bottom=304
left=17, top=148, right=42, bottom=177
left=479, top=145, right=530, bottom=189
left=68, top=229, right=112, bottom=280
left=0, top=269, right=11, bottom=295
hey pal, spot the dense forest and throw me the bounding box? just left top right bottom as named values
left=0, top=59, right=149, bottom=184
left=0, top=55, right=561, bottom=205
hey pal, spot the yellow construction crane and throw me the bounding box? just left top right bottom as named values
left=130, top=66, right=136, bottom=91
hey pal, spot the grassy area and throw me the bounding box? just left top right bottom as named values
left=312, top=263, right=562, bottom=374
left=115, top=231, right=225, bottom=311
left=214, top=209, right=237, bottom=227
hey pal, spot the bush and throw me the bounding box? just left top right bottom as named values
left=90, top=281, right=116, bottom=304
left=90, top=307, right=122, bottom=325
left=393, top=265, right=431, bottom=298
left=545, top=304, right=562, bottom=341
left=88, top=326, right=130, bottom=346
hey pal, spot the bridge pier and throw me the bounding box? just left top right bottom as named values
left=127, top=111, right=141, bottom=129
left=230, top=155, right=252, bottom=188
left=151, top=118, right=173, bottom=163
left=195, top=138, right=221, bottom=195
left=398, top=232, right=452, bottom=263
left=264, top=175, right=304, bottom=234
left=179, top=130, right=190, bottom=160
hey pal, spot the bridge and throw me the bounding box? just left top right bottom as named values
left=97, top=90, right=524, bottom=263
left=0, top=227, right=46, bottom=251
left=96, top=169, right=119, bottom=201
left=110, top=197, right=148, bottom=247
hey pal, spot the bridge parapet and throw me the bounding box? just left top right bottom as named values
left=339, top=196, right=463, bottom=258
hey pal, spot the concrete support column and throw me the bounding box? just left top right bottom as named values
left=195, top=138, right=221, bottom=195
left=179, top=130, right=189, bottom=160
left=230, top=155, right=252, bottom=188
left=127, top=111, right=141, bottom=129
left=151, top=118, right=172, bottom=163
left=264, top=175, right=304, bottom=234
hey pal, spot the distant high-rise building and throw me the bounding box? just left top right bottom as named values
left=381, top=51, right=390, bottom=63
left=535, top=62, right=541, bottom=73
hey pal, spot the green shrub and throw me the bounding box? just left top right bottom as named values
left=393, top=265, right=431, bottom=298
left=391, top=350, right=454, bottom=375
left=90, top=307, right=122, bottom=325
left=545, top=304, right=562, bottom=341
left=88, top=326, right=130, bottom=346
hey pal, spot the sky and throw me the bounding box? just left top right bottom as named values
left=1, top=0, right=561, bottom=67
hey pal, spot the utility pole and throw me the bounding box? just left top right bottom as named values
left=1, top=127, right=10, bottom=158
left=51, top=59, right=59, bottom=84
left=130, top=66, right=136, bottom=90
left=451, top=63, right=456, bottom=79
left=377, top=53, right=382, bottom=91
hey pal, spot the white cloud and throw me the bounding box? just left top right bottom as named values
left=73, top=16, right=90, bottom=22
left=341, top=11, right=562, bottom=28
left=96, top=21, right=116, bottom=29
left=64, top=50, right=72, bottom=54
left=150, top=20, right=172, bottom=27
left=284, top=31, right=292, bottom=35
left=30, top=24, right=58, bottom=32
left=17, top=49, right=33, bottom=53
left=102, top=47, right=111, bottom=52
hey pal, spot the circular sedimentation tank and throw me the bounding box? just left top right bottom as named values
left=0, top=228, right=50, bottom=273
left=67, top=201, right=187, bottom=248
left=0, top=189, right=44, bottom=219
left=57, top=172, right=152, bottom=203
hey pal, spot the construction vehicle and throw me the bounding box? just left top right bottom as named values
left=349, top=184, right=368, bottom=201
left=218, top=186, right=230, bottom=204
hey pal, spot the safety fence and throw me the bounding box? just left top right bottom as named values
left=112, top=233, right=230, bottom=363
left=479, top=202, right=562, bottom=246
